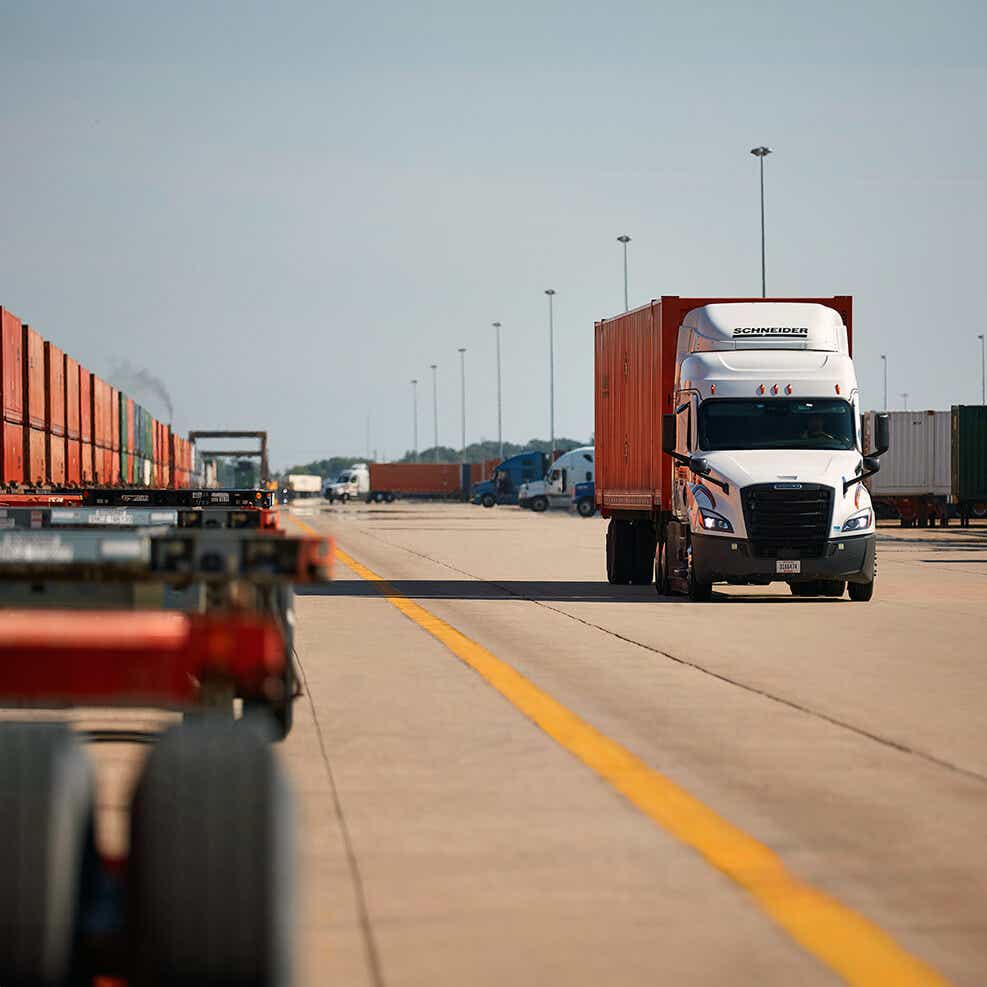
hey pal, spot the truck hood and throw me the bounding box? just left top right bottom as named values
left=700, top=449, right=861, bottom=490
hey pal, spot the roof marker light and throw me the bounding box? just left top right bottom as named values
left=710, top=383, right=716, bottom=394
left=786, top=384, right=793, bottom=394
left=835, top=384, right=841, bottom=395
left=758, top=384, right=766, bottom=395
left=771, top=384, right=779, bottom=395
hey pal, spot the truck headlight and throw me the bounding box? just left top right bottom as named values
left=842, top=510, right=872, bottom=532
left=699, top=509, right=733, bottom=532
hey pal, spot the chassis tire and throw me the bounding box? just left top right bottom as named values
left=606, top=519, right=630, bottom=584
left=481, top=493, right=496, bottom=508
left=632, top=522, right=657, bottom=585
left=531, top=496, right=548, bottom=512
left=129, top=719, right=294, bottom=987
left=848, top=579, right=875, bottom=602
left=576, top=498, right=594, bottom=518
left=384, top=492, right=395, bottom=503
left=0, top=723, right=95, bottom=986
left=655, top=542, right=671, bottom=596
left=687, top=558, right=713, bottom=602
left=821, top=580, right=846, bottom=598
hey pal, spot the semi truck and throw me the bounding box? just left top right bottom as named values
left=518, top=446, right=595, bottom=511
left=595, top=297, right=890, bottom=601
left=471, top=450, right=549, bottom=507
left=324, top=462, right=370, bottom=502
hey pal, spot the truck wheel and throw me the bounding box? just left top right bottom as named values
left=340, top=493, right=349, bottom=504
left=576, top=498, right=594, bottom=518
left=0, top=723, right=95, bottom=986
left=384, top=492, right=395, bottom=503
left=632, top=523, right=657, bottom=584
left=687, top=562, right=713, bottom=602
left=655, top=543, right=671, bottom=596
left=606, top=519, right=632, bottom=583
left=129, top=719, right=293, bottom=987
left=481, top=493, right=496, bottom=508
left=847, top=579, right=875, bottom=602
left=822, top=580, right=846, bottom=598
left=531, top=496, right=548, bottom=512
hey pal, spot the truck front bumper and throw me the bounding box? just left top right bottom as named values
left=692, top=532, right=875, bottom=585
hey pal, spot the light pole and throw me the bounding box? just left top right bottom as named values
left=617, top=235, right=631, bottom=312
left=430, top=364, right=438, bottom=462
left=458, top=348, right=467, bottom=463
left=492, top=323, right=503, bottom=460
left=750, top=146, right=772, bottom=297
left=410, top=379, right=419, bottom=461
left=881, top=354, right=887, bottom=411
left=978, top=334, right=985, bottom=404
left=901, top=392, right=909, bottom=411
left=545, top=289, right=556, bottom=457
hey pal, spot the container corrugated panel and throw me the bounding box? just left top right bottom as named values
left=79, top=370, right=92, bottom=442
left=867, top=411, right=951, bottom=497
left=44, top=342, right=66, bottom=436
left=126, top=397, right=135, bottom=452
left=81, top=441, right=93, bottom=483
left=25, top=426, right=46, bottom=484
left=94, top=378, right=113, bottom=448
left=48, top=434, right=65, bottom=484
left=2, top=420, right=24, bottom=483
left=952, top=405, right=987, bottom=502
left=112, top=450, right=120, bottom=486
left=23, top=326, right=45, bottom=429
left=66, top=438, right=81, bottom=485
left=369, top=462, right=464, bottom=495
left=1, top=308, right=24, bottom=424
left=65, top=356, right=80, bottom=439
left=94, top=446, right=113, bottom=485
left=111, top=387, right=120, bottom=452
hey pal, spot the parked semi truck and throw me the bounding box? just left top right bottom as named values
left=471, top=451, right=549, bottom=507
left=324, top=463, right=370, bottom=502
left=595, top=296, right=890, bottom=601
left=518, top=446, right=595, bottom=511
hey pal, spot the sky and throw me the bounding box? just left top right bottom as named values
left=0, top=0, right=984, bottom=468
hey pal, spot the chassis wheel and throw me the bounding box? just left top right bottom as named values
left=481, top=493, right=496, bottom=508
left=0, top=723, right=95, bottom=986
left=129, top=719, right=294, bottom=987
left=531, top=496, right=548, bottom=512
left=576, top=498, right=595, bottom=518
left=848, top=579, right=875, bottom=602
left=687, top=555, right=713, bottom=602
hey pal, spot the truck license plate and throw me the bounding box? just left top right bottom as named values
left=776, top=560, right=801, bottom=574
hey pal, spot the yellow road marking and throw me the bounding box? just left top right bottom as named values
left=288, top=513, right=949, bottom=987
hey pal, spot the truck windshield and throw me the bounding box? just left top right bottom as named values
left=698, top=399, right=856, bottom=451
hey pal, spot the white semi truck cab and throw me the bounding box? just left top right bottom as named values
left=324, top=463, right=370, bottom=502
left=658, top=302, right=889, bottom=600
left=518, top=447, right=595, bottom=511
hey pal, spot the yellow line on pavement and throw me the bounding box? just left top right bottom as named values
left=289, top=514, right=949, bottom=987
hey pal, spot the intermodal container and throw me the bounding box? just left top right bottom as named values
left=81, top=441, right=94, bottom=483
left=96, top=446, right=113, bottom=485
left=864, top=411, right=951, bottom=497
left=93, top=377, right=112, bottom=448
left=951, top=405, right=987, bottom=505
left=111, top=387, right=120, bottom=452
left=65, top=356, right=80, bottom=439
left=79, top=369, right=92, bottom=442
left=48, top=434, right=65, bottom=485
left=2, top=420, right=24, bottom=483
left=26, top=427, right=46, bottom=484
left=368, top=462, right=464, bottom=496
left=23, top=325, right=45, bottom=429
left=126, top=397, right=135, bottom=453
left=1, top=308, right=24, bottom=424
left=112, top=449, right=120, bottom=486
left=594, top=296, right=853, bottom=514
left=44, top=342, right=66, bottom=436
left=66, top=438, right=81, bottom=485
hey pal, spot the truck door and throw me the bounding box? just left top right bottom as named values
left=673, top=392, right=699, bottom=518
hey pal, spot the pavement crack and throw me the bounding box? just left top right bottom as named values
left=295, top=647, right=388, bottom=987
left=352, top=528, right=987, bottom=788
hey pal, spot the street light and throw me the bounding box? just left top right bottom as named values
left=430, top=364, right=438, bottom=462
left=492, top=323, right=503, bottom=460
left=880, top=354, right=888, bottom=412
left=458, top=348, right=467, bottom=464
left=617, top=235, right=631, bottom=312
left=410, top=379, right=419, bottom=462
left=978, top=334, right=985, bottom=404
left=545, top=289, right=556, bottom=457
left=901, top=392, right=909, bottom=411
left=750, top=146, right=772, bottom=297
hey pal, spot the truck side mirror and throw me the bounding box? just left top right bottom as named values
left=689, top=456, right=711, bottom=476
left=873, top=413, right=890, bottom=456
left=862, top=455, right=881, bottom=473
left=662, top=414, right=676, bottom=455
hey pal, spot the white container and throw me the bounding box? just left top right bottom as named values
left=864, top=411, right=951, bottom=496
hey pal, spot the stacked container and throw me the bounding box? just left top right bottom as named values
left=23, top=325, right=46, bottom=485
left=0, top=308, right=24, bottom=483
left=80, top=369, right=93, bottom=483
left=65, top=356, right=81, bottom=485
left=44, top=342, right=66, bottom=484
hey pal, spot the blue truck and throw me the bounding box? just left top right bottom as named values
left=471, top=451, right=549, bottom=507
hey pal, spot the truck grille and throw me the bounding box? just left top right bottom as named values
left=741, top=484, right=834, bottom=558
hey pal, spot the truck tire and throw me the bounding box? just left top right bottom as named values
left=606, top=519, right=632, bottom=584
left=576, top=498, right=595, bottom=518
left=822, top=580, right=846, bottom=598
left=129, top=719, right=293, bottom=987
left=531, top=496, right=548, bottom=512
left=848, top=579, right=875, bottom=602
left=0, top=722, right=95, bottom=987
left=481, top=493, right=496, bottom=508
left=655, top=543, right=671, bottom=596
left=632, top=522, right=658, bottom=584
left=687, top=559, right=713, bottom=601
left=340, top=493, right=349, bottom=504
left=384, top=492, right=395, bottom=503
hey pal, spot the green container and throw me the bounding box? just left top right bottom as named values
left=951, top=405, right=987, bottom=503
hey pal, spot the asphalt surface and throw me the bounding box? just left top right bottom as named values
left=275, top=502, right=987, bottom=987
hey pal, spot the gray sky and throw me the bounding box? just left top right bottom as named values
left=1, top=1, right=984, bottom=468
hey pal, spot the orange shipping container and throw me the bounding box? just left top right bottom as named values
left=66, top=438, right=81, bottom=485
left=23, top=326, right=44, bottom=429
left=79, top=369, right=92, bottom=442
left=368, top=462, right=464, bottom=496
left=92, top=378, right=112, bottom=448
left=65, top=356, right=80, bottom=439
left=2, top=420, right=24, bottom=483
left=44, top=342, right=66, bottom=436
left=25, top=427, right=46, bottom=484
left=81, top=441, right=94, bottom=483
left=112, top=450, right=120, bottom=485
left=126, top=397, right=135, bottom=452
left=111, top=387, right=120, bottom=452
left=1, top=308, right=24, bottom=424
left=48, top=435, right=65, bottom=485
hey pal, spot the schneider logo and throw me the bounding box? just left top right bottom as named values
left=733, top=326, right=809, bottom=337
